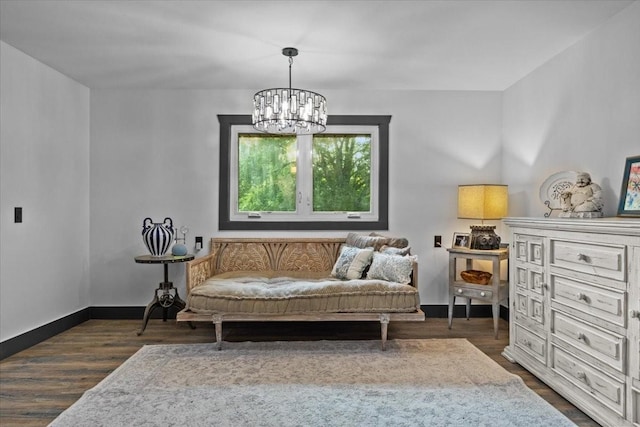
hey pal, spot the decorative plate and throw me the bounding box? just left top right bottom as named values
left=539, top=171, right=578, bottom=212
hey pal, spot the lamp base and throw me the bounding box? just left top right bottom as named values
left=469, top=225, right=501, bottom=250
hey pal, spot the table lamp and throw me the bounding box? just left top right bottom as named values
left=458, top=184, right=508, bottom=250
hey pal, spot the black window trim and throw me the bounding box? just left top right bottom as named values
left=218, top=114, right=390, bottom=231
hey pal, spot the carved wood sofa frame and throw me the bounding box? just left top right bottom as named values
left=176, top=237, right=425, bottom=350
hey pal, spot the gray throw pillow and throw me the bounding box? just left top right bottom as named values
left=366, top=252, right=416, bottom=284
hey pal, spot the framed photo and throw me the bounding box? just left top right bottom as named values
left=452, top=232, right=471, bottom=249
left=617, top=155, right=640, bottom=217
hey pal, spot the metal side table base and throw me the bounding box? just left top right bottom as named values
left=135, top=254, right=196, bottom=335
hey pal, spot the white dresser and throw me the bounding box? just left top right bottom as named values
left=502, top=217, right=640, bottom=427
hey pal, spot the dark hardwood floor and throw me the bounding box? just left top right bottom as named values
left=0, top=317, right=599, bottom=426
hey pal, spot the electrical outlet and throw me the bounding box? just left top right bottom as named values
left=434, top=235, right=442, bottom=248
left=15, top=207, right=22, bottom=223
left=195, top=236, right=203, bottom=251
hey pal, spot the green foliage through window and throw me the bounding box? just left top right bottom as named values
left=313, top=134, right=371, bottom=212
left=237, top=134, right=296, bottom=212
left=237, top=133, right=372, bottom=214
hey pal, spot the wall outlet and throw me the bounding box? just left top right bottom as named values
left=15, top=207, right=22, bottom=223
left=434, top=235, right=442, bottom=248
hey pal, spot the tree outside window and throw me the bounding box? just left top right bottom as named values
left=312, top=134, right=371, bottom=212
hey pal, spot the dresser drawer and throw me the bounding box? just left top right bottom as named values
left=452, top=286, right=492, bottom=300
left=552, top=345, right=625, bottom=416
left=515, top=324, right=547, bottom=365
left=551, top=239, right=626, bottom=281
left=551, top=274, right=626, bottom=327
left=552, top=311, right=625, bottom=372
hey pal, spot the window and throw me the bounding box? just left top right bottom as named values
left=219, top=115, right=390, bottom=230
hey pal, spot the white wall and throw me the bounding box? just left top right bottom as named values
left=89, top=89, right=502, bottom=307
left=0, top=41, right=90, bottom=342
left=502, top=1, right=640, bottom=217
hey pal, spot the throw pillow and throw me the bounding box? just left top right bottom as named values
left=345, top=232, right=389, bottom=251
left=366, top=252, right=416, bottom=284
left=380, top=245, right=411, bottom=256
left=369, top=232, right=409, bottom=249
left=331, top=245, right=374, bottom=280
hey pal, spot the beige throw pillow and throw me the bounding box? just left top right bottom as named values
left=331, top=245, right=374, bottom=280
left=369, top=232, right=409, bottom=249
left=345, top=232, right=389, bottom=251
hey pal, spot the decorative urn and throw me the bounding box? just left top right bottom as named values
left=142, top=217, right=174, bottom=256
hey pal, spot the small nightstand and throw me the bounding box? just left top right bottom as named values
left=447, top=247, right=508, bottom=339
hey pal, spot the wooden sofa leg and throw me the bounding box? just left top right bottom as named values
left=379, top=313, right=390, bottom=351
left=212, top=314, right=223, bottom=350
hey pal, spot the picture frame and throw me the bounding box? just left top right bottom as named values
left=452, top=232, right=471, bottom=249
left=617, top=155, right=640, bottom=217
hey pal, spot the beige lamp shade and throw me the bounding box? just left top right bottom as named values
left=458, top=184, right=508, bottom=220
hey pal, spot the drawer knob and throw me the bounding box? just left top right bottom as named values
left=576, top=371, right=587, bottom=381
left=522, top=339, right=532, bottom=347
left=457, top=289, right=463, bottom=294
left=577, top=332, right=587, bottom=341
left=480, top=291, right=486, bottom=297
left=542, top=283, right=549, bottom=290
left=630, top=310, right=640, bottom=319
left=577, top=253, right=589, bottom=262
left=576, top=293, right=588, bottom=302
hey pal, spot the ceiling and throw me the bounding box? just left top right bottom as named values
left=0, top=0, right=635, bottom=91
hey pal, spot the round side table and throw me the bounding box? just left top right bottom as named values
left=134, top=254, right=195, bottom=335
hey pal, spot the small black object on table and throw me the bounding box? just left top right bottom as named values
left=134, top=254, right=195, bottom=335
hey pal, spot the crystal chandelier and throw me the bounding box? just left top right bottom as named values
left=252, top=47, right=327, bottom=134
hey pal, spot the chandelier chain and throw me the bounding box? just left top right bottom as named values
left=289, top=56, right=293, bottom=93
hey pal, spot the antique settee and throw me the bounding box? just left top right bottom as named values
left=176, top=234, right=425, bottom=349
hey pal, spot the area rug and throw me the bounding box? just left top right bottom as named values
left=50, top=339, right=576, bottom=427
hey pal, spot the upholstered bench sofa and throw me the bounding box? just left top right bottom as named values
left=176, top=233, right=425, bottom=349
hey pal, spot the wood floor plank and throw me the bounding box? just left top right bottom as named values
left=0, top=318, right=600, bottom=426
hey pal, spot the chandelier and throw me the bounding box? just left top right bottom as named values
left=252, top=47, right=327, bottom=134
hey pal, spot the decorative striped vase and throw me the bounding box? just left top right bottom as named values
left=142, top=217, right=174, bottom=257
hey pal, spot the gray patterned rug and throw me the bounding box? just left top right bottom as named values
left=50, top=339, right=576, bottom=427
